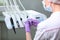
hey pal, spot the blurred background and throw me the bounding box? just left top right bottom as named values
left=0, top=0, right=51, bottom=40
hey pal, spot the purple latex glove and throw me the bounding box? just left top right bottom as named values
left=24, top=18, right=39, bottom=32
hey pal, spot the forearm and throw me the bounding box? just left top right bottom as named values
left=26, top=32, right=32, bottom=40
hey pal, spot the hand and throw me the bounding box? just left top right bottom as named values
left=31, top=19, right=39, bottom=26
left=24, top=18, right=39, bottom=32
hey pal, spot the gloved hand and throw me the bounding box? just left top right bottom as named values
left=24, top=18, right=39, bottom=32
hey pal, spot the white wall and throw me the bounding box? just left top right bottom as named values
left=0, top=0, right=51, bottom=17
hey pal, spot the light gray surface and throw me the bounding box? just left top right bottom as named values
left=0, top=22, right=36, bottom=40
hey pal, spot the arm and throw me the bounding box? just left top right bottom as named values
left=26, top=32, right=32, bottom=40
left=24, top=20, right=32, bottom=40
left=24, top=18, right=39, bottom=40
